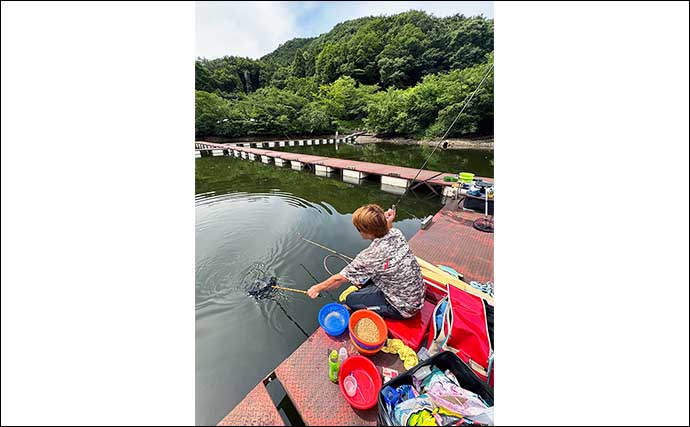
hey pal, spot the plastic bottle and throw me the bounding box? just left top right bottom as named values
left=338, top=347, right=348, bottom=364
left=328, top=350, right=340, bottom=383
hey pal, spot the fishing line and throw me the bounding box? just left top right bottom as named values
left=196, top=263, right=312, bottom=337
left=323, top=254, right=351, bottom=276
left=394, top=62, right=494, bottom=208
left=301, top=262, right=337, bottom=302
left=293, top=75, right=500, bottom=295
left=300, top=263, right=321, bottom=283
left=241, top=265, right=311, bottom=337
left=298, top=234, right=354, bottom=261
left=275, top=299, right=309, bottom=338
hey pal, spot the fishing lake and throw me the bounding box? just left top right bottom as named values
left=195, top=146, right=493, bottom=425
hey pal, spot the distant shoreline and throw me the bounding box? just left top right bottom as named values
left=196, top=134, right=494, bottom=151
left=355, top=135, right=494, bottom=150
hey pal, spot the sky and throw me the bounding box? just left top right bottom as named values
left=196, top=1, right=493, bottom=59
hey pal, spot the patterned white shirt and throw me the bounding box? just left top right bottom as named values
left=340, top=228, right=425, bottom=318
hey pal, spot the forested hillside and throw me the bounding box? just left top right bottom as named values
left=195, top=11, right=493, bottom=139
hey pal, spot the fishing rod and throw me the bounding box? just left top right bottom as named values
left=284, top=67, right=493, bottom=235
left=299, top=234, right=356, bottom=278
left=393, top=62, right=495, bottom=209
left=298, top=234, right=354, bottom=261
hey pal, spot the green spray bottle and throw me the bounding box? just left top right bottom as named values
left=328, top=350, right=339, bottom=383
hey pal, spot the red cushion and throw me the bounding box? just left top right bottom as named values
left=385, top=300, right=435, bottom=352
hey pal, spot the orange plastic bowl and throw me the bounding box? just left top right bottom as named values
left=349, top=332, right=380, bottom=356
left=349, top=310, right=388, bottom=355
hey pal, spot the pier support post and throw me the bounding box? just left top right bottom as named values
left=261, top=155, right=272, bottom=164
left=343, top=175, right=362, bottom=185
left=290, top=160, right=303, bottom=170
left=381, top=175, right=409, bottom=188
left=274, top=158, right=286, bottom=167
left=380, top=183, right=407, bottom=195
left=212, top=149, right=224, bottom=157
left=343, top=169, right=369, bottom=180
left=315, top=165, right=335, bottom=174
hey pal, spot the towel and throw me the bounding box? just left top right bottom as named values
left=382, top=338, right=419, bottom=370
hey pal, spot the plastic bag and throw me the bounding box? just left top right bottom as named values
left=465, top=407, right=494, bottom=426
left=420, top=367, right=448, bottom=392
left=382, top=384, right=419, bottom=415
left=431, top=406, right=464, bottom=425
left=394, top=394, right=435, bottom=426
left=426, top=380, right=489, bottom=418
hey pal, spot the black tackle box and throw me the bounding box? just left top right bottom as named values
left=376, top=351, right=494, bottom=426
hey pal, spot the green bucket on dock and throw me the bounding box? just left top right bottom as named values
left=459, top=172, right=475, bottom=184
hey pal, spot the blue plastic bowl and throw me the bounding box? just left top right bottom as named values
left=318, top=303, right=350, bottom=336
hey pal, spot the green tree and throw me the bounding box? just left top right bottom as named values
left=195, top=91, right=231, bottom=136
left=195, top=61, right=215, bottom=93
left=195, top=11, right=493, bottom=138
left=377, top=23, right=429, bottom=88
left=297, top=101, right=333, bottom=134
left=315, top=42, right=345, bottom=84
left=364, top=88, right=413, bottom=134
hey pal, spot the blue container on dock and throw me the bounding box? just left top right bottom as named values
left=318, top=303, right=350, bottom=336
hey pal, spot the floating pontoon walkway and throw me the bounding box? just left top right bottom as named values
left=217, top=382, right=285, bottom=426
left=408, top=199, right=494, bottom=284
left=196, top=140, right=492, bottom=193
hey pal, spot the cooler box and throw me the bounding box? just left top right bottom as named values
left=462, top=195, right=494, bottom=215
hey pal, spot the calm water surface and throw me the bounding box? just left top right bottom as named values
left=273, top=143, right=494, bottom=178
left=195, top=156, right=448, bottom=425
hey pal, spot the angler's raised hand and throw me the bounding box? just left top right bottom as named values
left=385, top=206, right=396, bottom=226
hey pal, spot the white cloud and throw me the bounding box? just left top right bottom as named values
left=196, top=1, right=303, bottom=59
left=196, top=1, right=493, bottom=59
